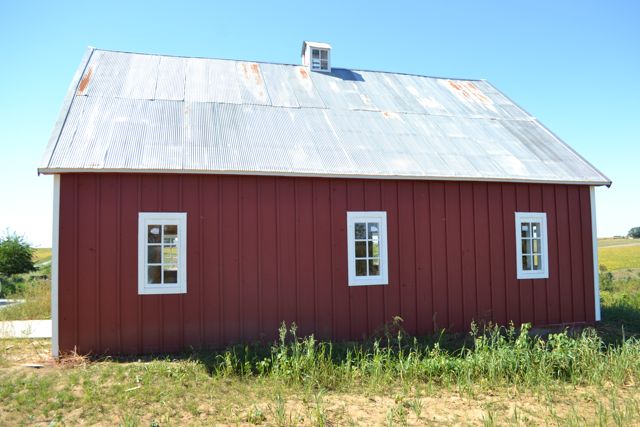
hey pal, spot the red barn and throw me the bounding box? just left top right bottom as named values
left=39, top=44, right=610, bottom=356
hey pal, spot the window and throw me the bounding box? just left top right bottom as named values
left=311, top=48, right=330, bottom=71
left=138, top=212, right=187, bottom=294
left=515, top=212, right=548, bottom=279
left=347, top=212, right=388, bottom=286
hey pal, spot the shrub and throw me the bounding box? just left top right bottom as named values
left=0, top=231, right=35, bottom=278
left=599, top=264, right=614, bottom=291
left=629, top=227, right=640, bottom=239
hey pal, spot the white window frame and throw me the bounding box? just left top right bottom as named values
left=347, top=211, right=388, bottom=286
left=138, top=212, right=187, bottom=295
left=515, top=212, right=549, bottom=280
left=310, top=47, right=330, bottom=72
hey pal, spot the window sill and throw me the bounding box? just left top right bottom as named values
left=516, top=274, right=549, bottom=280
left=348, top=280, right=388, bottom=287
left=139, top=285, right=187, bottom=295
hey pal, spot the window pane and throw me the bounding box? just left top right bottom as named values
left=164, top=245, right=178, bottom=264
left=148, top=266, right=161, bottom=284
left=320, top=50, right=328, bottom=60
left=521, top=223, right=530, bottom=238
left=531, top=223, right=541, bottom=238
left=355, top=260, right=367, bottom=276
left=368, top=223, right=379, bottom=240
left=163, top=225, right=178, bottom=244
left=521, top=239, right=531, bottom=255
left=148, top=225, right=161, bottom=243
left=369, top=259, right=380, bottom=276
left=355, top=241, right=366, bottom=258
left=532, top=239, right=541, bottom=254
left=163, top=265, right=178, bottom=284
left=312, top=49, right=320, bottom=59
left=368, top=241, right=379, bottom=257
left=522, top=255, right=531, bottom=271
left=355, top=223, right=366, bottom=239
left=148, top=245, right=161, bottom=264
left=320, top=60, right=328, bottom=70
left=532, top=255, right=542, bottom=271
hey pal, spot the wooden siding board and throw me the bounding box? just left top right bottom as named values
left=364, top=180, right=385, bottom=335
left=568, top=186, right=586, bottom=322
left=98, top=174, right=119, bottom=353
left=76, top=175, right=97, bottom=353
left=542, top=185, right=561, bottom=324
left=382, top=181, right=402, bottom=326
left=413, top=181, right=433, bottom=334
left=258, top=178, right=279, bottom=342
left=488, top=183, right=507, bottom=326
left=313, top=179, right=333, bottom=340
left=58, top=174, right=598, bottom=354
left=201, top=177, right=221, bottom=345
left=429, top=182, right=448, bottom=329
left=276, top=178, right=297, bottom=330
left=118, top=175, right=140, bottom=354
left=555, top=186, right=574, bottom=324
left=398, top=181, right=418, bottom=334
left=529, top=184, right=548, bottom=325
left=445, top=182, right=463, bottom=331
left=294, top=178, right=316, bottom=337
left=160, top=175, right=182, bottom=352
left=515, top=185, right=534, bottom=324
left=139, top=175, right=162, bottom=352
left=330, top=180, right=349, bottom=341
left=473, top=183, right=492, bottom=323
left=58, top=175, right=76, bottom=353
left=347, top=180, right=368, bottom=339
left=459, top=183, right=477, bottom=329
left=502, top=184, right=520, bottom=325
left=181, top=175, right=202, bottom=348
left=580, top=187, right=596, bottom=322
left=239, top=177, right=260, bottom=341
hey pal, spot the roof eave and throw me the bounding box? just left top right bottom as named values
left=36, top=167, right=613, bottom=187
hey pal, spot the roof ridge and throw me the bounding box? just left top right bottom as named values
left=90, top=46, right=485, bottom=82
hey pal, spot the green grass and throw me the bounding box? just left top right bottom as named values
left=2, top=320, right=640, bottom=425
left=598, top=238, right=639, bottom=248
left=0, top=279, right=50, bottom=321
left=599, top=244, right=640, bottom=271
left=32, top=248, right=52, bottom=265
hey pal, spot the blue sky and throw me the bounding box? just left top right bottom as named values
left=0, top=1, right=638, bottom=247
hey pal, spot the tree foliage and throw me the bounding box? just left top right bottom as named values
left=0, top=231, right=35, bottom=277
left=629, top=227, right=640, bottom=239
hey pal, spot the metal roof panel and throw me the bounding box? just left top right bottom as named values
left=39, top=48, right=611, bottom=186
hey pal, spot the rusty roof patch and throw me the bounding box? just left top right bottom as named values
left=76, top=67, right=93, bottom=95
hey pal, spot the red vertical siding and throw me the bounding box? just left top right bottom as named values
left=488, top=183, right=507, bottom=326
left=364, top=180, right=385, bottom=335
left=58, top=174, right=598, bottom=354
left=473, top=183, right=492, bottom=323
left=414, top=182, right=433, bottom=335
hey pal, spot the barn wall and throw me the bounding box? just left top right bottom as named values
left=58, top=174, right=596, bottom=354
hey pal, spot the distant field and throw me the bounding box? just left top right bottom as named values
left=599, top=238, right=640, bottom=248
left=598, top=238, right=640, bottom=271
left=33, top=248, right=52, bottom=264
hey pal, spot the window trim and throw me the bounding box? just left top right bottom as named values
left=138, top=212, right=187, bottom=295
left=310, top=47, right=331, bottom=72
left=347, top=211, right=389, bottom=286
left=515, top=212, right=549, bottom=280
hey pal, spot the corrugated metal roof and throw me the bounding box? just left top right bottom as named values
left=39, top=47, right=611, bottom=186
